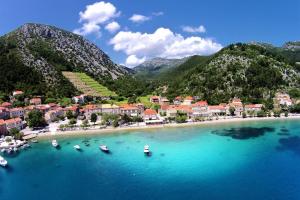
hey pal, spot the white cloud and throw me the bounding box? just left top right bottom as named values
left=126, top=55, right=146, bottom=66
left=73, top=1, right=120, bottom=36
left=105, top=21, right=120, bottom=33
left=129, top=14, right=150, bottom=23
left=110, top=27, right=222, bottom=67
left=152, top=11, right=164, bottom=16
left=182, top=25, right=206, bottom=33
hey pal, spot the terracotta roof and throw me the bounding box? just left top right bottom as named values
left=144, top=109, right=157, bottom=115
left=176, top=105, right=192, bottom=113
left=10, top=107, right=24, bottom=112
left=120, top=104, right=138, bottom=110
left=1, top=102, right=12, bottom=107
left=0, top=119, right=5, bottom=125
left=193, top=101, right=208, bottom=107
left=175, top=96, right=182, bottom=100
left=184, top=96, right=193, bottom=101
left=13, top=91, right=23, bottom=95
left=150, top=96, right=160, bottom=100
left=245, top=104, right=263, bottom=109
left=5, top=117, right=22, bottom=124
left=208, top=105, right=226, bottom=110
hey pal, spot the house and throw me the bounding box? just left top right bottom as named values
left=274, top=93, right=293, bottom=107
left=173, top=96, right=183, bottom=105
left=150, top=96, right=160, bottom=103
left=83, top=104, right=101, bottom=119
left=244, top=104, right=263, bottom=113
left=9, top=107, right=25, bottom=118
left=182, top=96, right=194, bottom=105
left=229, top=98, right=244, bottom=117
left=101, top=104, right=120, bottom=114
left=159, top=97, right=170, bottom=105
left=191, top=101, right=210, bottom=118
left=143, top=109, right=158, bottom=120
left=72, top=95, right=86, bottom=104
left=45, top=107, right=64, bottom=122
left=12, top=90, right=24, bottom=96
left=120, top=104, right=140, bottom=117
left=5, top=118, right=24, bottom=131
left=1, top=102, right=12, bottom=108
left=30, top=97, right=42, bottom=105
left=0, top=119, right=7, bottom=135
left=0, top=107, right=10, bottom=120
left=208, top=105, right=227, bottom=116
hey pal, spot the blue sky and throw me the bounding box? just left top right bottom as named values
left=0, top=0, right=299, bottom=67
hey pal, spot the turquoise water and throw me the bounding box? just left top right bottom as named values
left=1, top=119, right=300, bottom=200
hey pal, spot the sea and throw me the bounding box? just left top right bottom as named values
left=1, top=119, right=300, bottom=200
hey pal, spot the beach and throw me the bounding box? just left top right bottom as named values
left=37, top=115, right=300, bottom=139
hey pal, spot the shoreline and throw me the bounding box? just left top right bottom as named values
left=36, top=116, right=300, bottom=140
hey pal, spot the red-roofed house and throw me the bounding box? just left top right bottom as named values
left=9, top=107, right=25, bottom=118
left=173, top=96, right=183, bottom=105
left=182, top=96, right=194, bottom=105
left=30, top=98, right=42, bottom=105
left=150, top=96, right=160, bottom=103
left=208, top=105, right=227, bottom=116
left=83, top=104, right=101, bottom=118
left=0, top=107, right=10, bottom=120
left=13, top=90, right=24, bottom=96
left=1, top=102, right=12, bottom=108
left=274, top=93, right=293, bottom=107
left=0, top=119, right=7, bottom=135
left=244, top=104, right=263, bottom=113
left=5, top=117, right=24, bottom=131
left=72, top=94, right=86, bottom=104
left=143, top=109, right=158, bottom=120
left=229, top=98, right=244, bottom=117
left=120, top=104, right=140, bottom=116
left=45, top=107, right=65, bottom=122
left=159, top=97, right=169, bottom=105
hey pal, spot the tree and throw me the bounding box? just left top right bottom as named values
left=290, top=104, right=300, bottom=113
left=132, top=116, right=143, bottom=122
left=229, top=107, right=235, bottom=116
left=66, top=110, right=74, bottom=119
left=9, top=128, right=23, bottom=140
left=81, top=119, right=89, bottom=129
left=90, top=113, right=98, bottom=124
left=242, top=112, right=247, bottom=118
left=175, top=111, right=187, bottom=123
left=257, top=110, right=266, bottom=118
left=27, top=110, right=47, bottom=128
left=69, top=118, right=77, bottom=125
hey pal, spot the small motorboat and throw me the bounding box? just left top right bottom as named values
left=52, top=140, right=59, bottom=148
left=1, top=149, right=5, bottom=153
left=144, top=145, right=150, bottom=155
left=31, top=140, right=38, bottom=143
left=13, top=147, right=18, bottom=152
left=0, top=156, right=8, bottom=167
left=99, top=145, right=109, bottom=153
left=74, top=145, right=81, bottom=150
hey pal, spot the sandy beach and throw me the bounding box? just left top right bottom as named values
left=36, top=115, right=300, bottom=139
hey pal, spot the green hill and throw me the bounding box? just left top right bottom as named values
left=161, top=43, right=300, bottom=104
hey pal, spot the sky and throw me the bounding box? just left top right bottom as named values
left=0, top=0, right=299, bottom=67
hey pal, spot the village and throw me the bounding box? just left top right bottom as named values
left=0, top=90, right=297, bottom=141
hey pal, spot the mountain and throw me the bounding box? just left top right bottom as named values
left=251, top=41, right=300, bottom=67
left=133, top=57, right=188, bottom=79
left=162, top=43, right=300, bottom=104
left=0, top=23, right=127, bottom=97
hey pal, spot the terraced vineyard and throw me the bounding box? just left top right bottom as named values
left=62, top=72, right=116, bottom=97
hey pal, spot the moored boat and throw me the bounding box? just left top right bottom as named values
left=144, top=145, right=150, bottom=155
left=52, top=140, right=59, bottom=148
left=74, top=145, right=81, bottom=150
left=0, top=156, right=7, bottom=167
left=99, top=145, right=109, bottom=153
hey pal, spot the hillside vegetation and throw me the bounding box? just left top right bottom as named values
left=162, top=43, right=300, bottom=104
left=62, top=72, right=116, bottom=97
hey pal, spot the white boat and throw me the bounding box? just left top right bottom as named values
left=144, top=145, right=150, bottom=154
left=52, top=140, right=59, bottom=148
left=31, top=140, right=38, bottom=143
left=99, top=145, right=109, bottom=152
left=74, top=145, right=81, bottom=150
left=13, top=147, right=18, bottom=152
left=1, top=149, right=5, bottom=153
left=0, top=156, right=7, bottom=167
